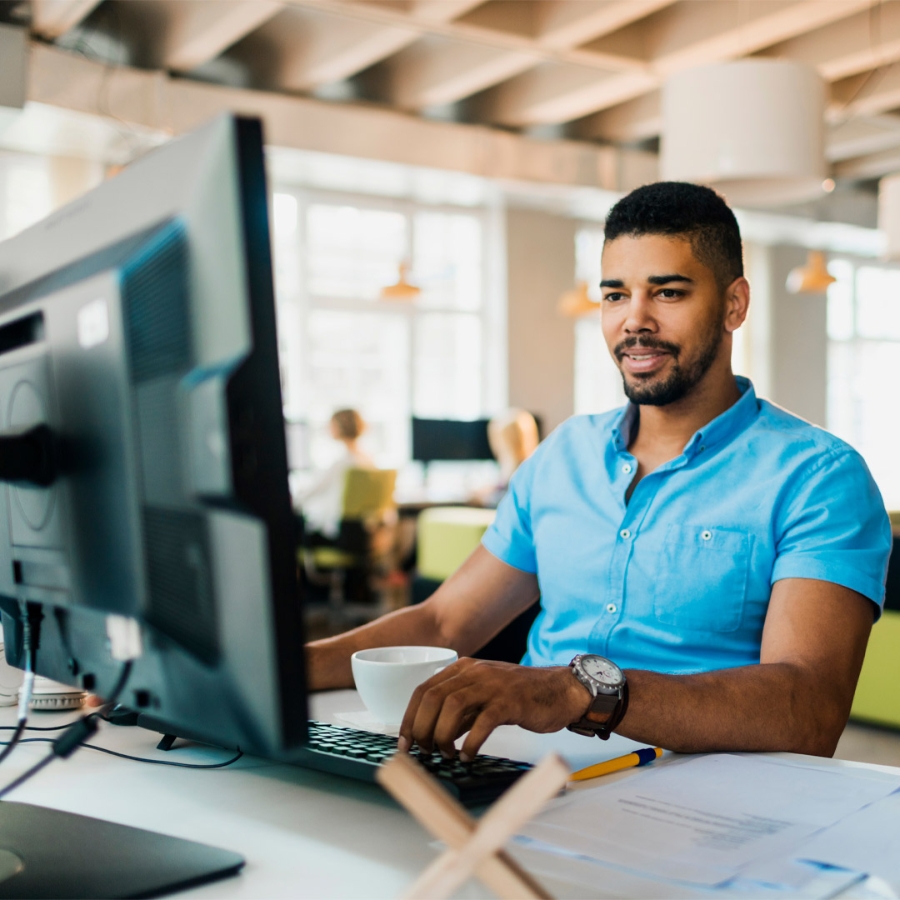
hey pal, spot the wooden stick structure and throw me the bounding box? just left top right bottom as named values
left=376, top=751, right=570, bottom=900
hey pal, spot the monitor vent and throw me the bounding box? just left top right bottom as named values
left=143, top=506, right=219, bottom=666
left=121, top=223, right=191, bottom=383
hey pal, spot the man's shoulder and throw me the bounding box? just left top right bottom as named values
left=751, top=399, right=860, bottom=464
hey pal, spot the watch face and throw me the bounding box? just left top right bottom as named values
left=581, top=655, right=623, bottom=686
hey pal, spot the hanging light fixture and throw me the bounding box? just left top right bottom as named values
left=786, top=251, right=836, bottom=294
left=379, top=261, right=420, bottom=301
left=662, top=60, right=826, bottom=207
left=557, top=281, right=600, bottom=318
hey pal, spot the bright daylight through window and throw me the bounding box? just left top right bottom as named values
left=827, top=259, right=900, bottom=510
left=271, top=188, right=502, bottom=496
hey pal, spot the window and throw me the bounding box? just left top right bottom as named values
left=827, top=259, right=900, bottom=509
left=272, top=189, right=501, bottom=472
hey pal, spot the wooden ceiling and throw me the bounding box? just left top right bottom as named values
left=13, top=0, right=900, bottom=187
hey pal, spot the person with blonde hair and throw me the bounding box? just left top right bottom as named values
left=488, top=409, right=539, bottom=485
left=296, top=408, right=374, bottom=540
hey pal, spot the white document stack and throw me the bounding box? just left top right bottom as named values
left=512, top=754, right=900, bottom=898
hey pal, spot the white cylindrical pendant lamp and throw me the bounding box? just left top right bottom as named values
left=661, top=60, right=826, bottom=207
left=878, top=174, right=900, bottom=260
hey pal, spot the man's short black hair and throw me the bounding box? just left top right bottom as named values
left=604, top=182, right=743, bottom=290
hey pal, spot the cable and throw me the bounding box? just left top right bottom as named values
left=0, top=721, right=80, bottom=733
left=0, top=752, right=55, bottom=800
left=0, top=660, right=133, bottom=801
left=0, top=605, right=40, bottom=767
left=0, top=738, right=243, bottom=770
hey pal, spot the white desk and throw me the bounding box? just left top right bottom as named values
left=1, top=693, right=896, bottom=899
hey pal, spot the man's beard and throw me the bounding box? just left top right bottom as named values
left=614, top=319, right=724, bottom=407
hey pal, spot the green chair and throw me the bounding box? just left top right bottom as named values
left=851, top=611, right=900, bottom=727
left=851, top=522, right=900, bottom=728
left=301, top=468, right=398, bottom=624
left=413, top=505, right=540, bottom=663
left=416, top=507, right=497, bottom=582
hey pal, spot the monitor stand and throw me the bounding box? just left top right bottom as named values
left=0, top=801, right=244, bottom=899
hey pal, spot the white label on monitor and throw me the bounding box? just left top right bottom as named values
left=106, top=615, right=143, bottom=661
left=77, top=299, right=109, bottom=348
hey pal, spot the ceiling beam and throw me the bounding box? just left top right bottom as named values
left=375, top=0, right=663, bottom=111
left=160, top=1, right=285, bottom=73
left=31, top=0, right=102, bottom=39
left=758, top=2, right=900, bottom=82
left=764, top=3, right=900, bottom=83
left=234, top=7, right=420, bottom=91
left=487, top=0, right=872, bottom=126
left=24, top=42, right=643, bottom=193
left=831, top=63, right=900, bottom=121
left=571, top=91, right=661, bottom=143
left=827, top=114, right=900, bottom=162
left=386, top=39, right=537, bottom=110
left=284, top=0, right=643, bottom=72
left=534, top=0, right=676, bottom=51
left=408, top=1, right=488, bottom=24
left=487, top=63, right=656, bottom=126
left=834, top=143, right=900, bottom=179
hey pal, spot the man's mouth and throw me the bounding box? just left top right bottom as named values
left=621, top=350, right=669, bottom=374
left=615, top=342, right=678, bottom=376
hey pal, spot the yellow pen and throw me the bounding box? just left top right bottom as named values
left=570, top=747, right=663, bottom=782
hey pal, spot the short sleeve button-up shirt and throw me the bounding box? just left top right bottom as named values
left=481, top=378, right=892, bottom=674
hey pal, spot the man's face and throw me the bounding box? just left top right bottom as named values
left=599, top=234, right=740, bottom=407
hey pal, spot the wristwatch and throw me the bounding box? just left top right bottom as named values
left=566, top=654, right=628, bottom=740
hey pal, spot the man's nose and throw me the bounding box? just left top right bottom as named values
left=623, top=292, right=656, bottom=334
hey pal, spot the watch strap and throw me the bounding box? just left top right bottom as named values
left=567, top=680, right=629, bottom=740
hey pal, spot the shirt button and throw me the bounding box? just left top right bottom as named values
left=622, top=463, right=632, bottom=474
left=620, top=528, right=631, bottom=540
left=701, top=530, right=712, bottom=541
left=606, top=603, right=617, bottom=614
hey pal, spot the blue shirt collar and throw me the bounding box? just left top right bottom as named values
left=610, top=376, right=760, bottom=460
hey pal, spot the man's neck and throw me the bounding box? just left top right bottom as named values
left=627, top=367, right=742, bottom=474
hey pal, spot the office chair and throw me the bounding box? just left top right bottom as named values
left=301, top=468, right=398, bottom=626
left=412, top=506, right=540, bottom=663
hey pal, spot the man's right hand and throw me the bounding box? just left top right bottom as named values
left=397, top=657, right=592, bottom=761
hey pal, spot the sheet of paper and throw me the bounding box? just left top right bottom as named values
left=510, top=837, right=866, bottom=900
left=517, top=754, right=900, bottom=889
left=787, top=789, right=900, bottom=895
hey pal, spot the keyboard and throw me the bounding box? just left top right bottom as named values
left=295, top=720, right=534, bottom=807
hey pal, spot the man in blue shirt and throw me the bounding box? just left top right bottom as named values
left=308, top=182, right=891, bottom=760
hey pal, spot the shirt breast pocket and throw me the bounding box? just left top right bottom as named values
left=653, top=525, right=750, bottom=633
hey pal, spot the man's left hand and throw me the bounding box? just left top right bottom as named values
left=397, top=658, right=591, bottom=760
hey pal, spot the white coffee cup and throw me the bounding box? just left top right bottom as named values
left=351, top=646, right=458, bottom=726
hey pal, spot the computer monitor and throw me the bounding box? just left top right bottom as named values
left=0, top=114, right=306, bottom=760
left=411, top=417, right=493, bottom=463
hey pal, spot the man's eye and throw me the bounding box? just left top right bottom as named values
left=603, top=292, right=625, bottom=302
left=658, top=289, right=684, bottom=299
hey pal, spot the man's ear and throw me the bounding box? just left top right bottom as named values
left=724, top=277, right=750, bottom=333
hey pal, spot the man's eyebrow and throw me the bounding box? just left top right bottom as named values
left=599, top=274, right=695, bottom=289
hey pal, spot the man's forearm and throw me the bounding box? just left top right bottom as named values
left=619, top=663, right=851, bottom=757
left=306, top=602, right=449, bottom=691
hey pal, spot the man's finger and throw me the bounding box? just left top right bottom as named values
left=431, top=686, right=484, bottom=757
left=459, top=708, right=504, bottom=761
left=398, top=663, right=461, bottom=751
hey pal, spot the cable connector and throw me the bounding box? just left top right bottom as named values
left=53, top=717, right=98, bottom=759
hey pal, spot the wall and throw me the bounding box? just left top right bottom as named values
left=747, top=243, right=828, bottom=427
left=505, top=208, right=577, bottom=434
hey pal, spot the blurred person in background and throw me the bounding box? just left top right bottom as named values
left=295, top=408, right=374, bottom=542
left=475, top=409, right=540, bottom=507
